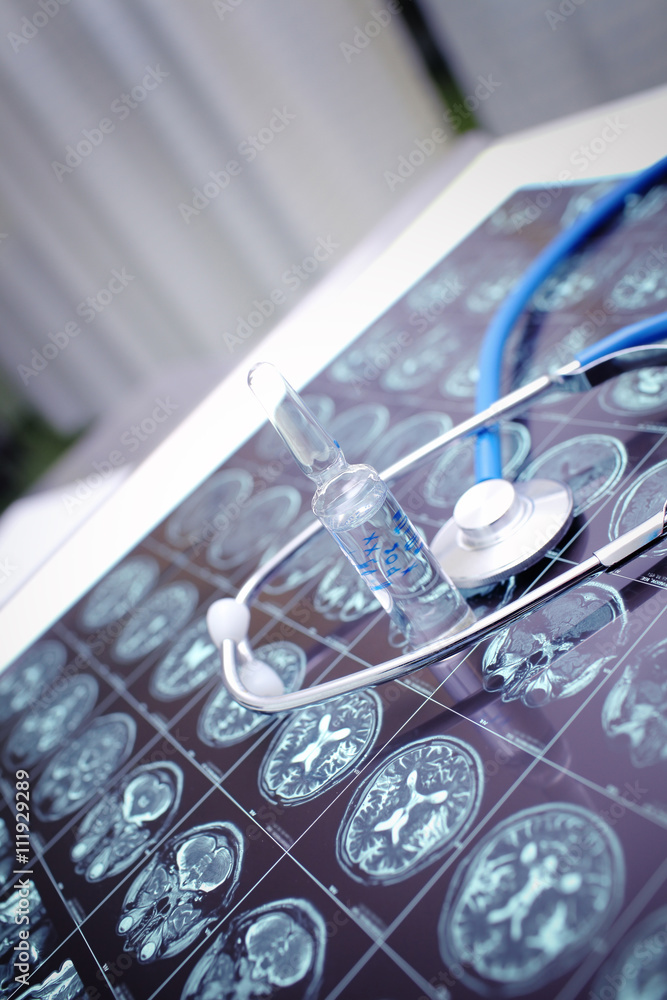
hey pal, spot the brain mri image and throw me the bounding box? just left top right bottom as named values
left=379, top=326, right=453, bottom=392
left=610, top=457, right=667, bottom=558
left=329, top=403, right=390, bottom=464
left=599, top=365, right=667, bottom=415
left=482, top=580, right=626, bottom=707
left=337, top=736, right=484, bottom=885
left=591, top=906, right=667, bottom=999
left=149, top=617, right=219, bottom=702
left=610, top=251, right=667, bottom=311
left=1, top=672, right=98, bottom=771
left=117, top=822, right=243, bottom=963
left=112, top=582, right=199, bottom=663
left=78, top=555, right=160, bottom=629
left=0, top=882, right=53, bottom=994
left=517, top=434, right=627, bottom=515
left=206, top=486, right=301, bottom=571
left=464, top=260, right=524, bottom=316
left=17, top=959, right=86, bottom=999
left=313, top=556, right=381, bottom=622
left=327, top=319, right=407, bottom=387
left=366, top=412, right=452, bottom=471
left=440, top=344, right=479, bottom=400
left=164, top=468, right=254, bottom=550
left=405, top=266, right=463, bottom=317
left=260, top=514, right=337, bottom=596
left=424, top=422, right=531, bottom=510
left=198, top=641, right=306, bottom=748
left=33, top=713, right=136, bottom=822
left=180, top=898, right=326, bottom=1000
left=70, top=762, right=183, bottom=881
left=559, top=181, right=617, bottom=229
left=0, top=639, right=66, bottom=725
left=258, top=691, right=382, bottom=806
left=530, top=252, right=602, bottom=312
left=602, top=636, right=667, bottom=768
left=439, top=803, right=625, bottom=995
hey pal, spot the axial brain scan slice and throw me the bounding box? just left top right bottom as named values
left=117, top=822, right=243, bottom=963
left=518, top=434, right=627, bottom=515
left=165, top=468, right=254, bottom=550
left=0, top=640, right=66, bottom=725
left=112, top=582, right=199, bottom=663
left=1, top=673, right=98, bottom=771
left=591, top=906, right=667, bottom=999
left=33, top=713, right=136, bottom=822
left=180, top=899, right=326, bottom=1000
left=610, top=458, right=667, bottom=558
left=439, top=803, right=625, bottom=994
left=197, top=641, right=306, bottom=748
left=602, top=636, right=667, bottom=768
left=258, top=691, right=382, bottom=805
left=78, top=555, right=160, bottom=629
left=337, top=736, right=484, bottom=884
left=149, top=617, right=219, bottom=701
left=71, top=762, right=183, bottom=881
left=482, top=581, right=626, bottom=706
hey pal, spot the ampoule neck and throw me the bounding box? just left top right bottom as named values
left=307, top=447, right=347, bottom=489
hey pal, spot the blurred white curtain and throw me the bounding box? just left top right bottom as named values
left=0, top=0, right=451, bottom=431
left=418, top=0, right=667, bottom=134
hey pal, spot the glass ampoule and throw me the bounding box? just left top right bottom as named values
left=248, top=363, right=474, bottom=648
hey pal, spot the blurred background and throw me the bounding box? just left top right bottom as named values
left=0, top=0, right=666, bottom=523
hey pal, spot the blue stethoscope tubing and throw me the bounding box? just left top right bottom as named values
left=476, top=153, right=667, bottom=482
left=213, top=155, right=667, bottom=712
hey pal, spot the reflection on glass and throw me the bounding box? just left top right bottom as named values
left=112, top=582, right=199, bottom=663
left=206, top=486, right=301, bottom=570
left=591, top=906, right=667, bottom=999
left=164, top=469, right=254, bottom=550
left=313, top=557, right=381, bottom=622
left=602, top=636, right=667, bottom=768
left=609, top=457, right=667, bottom=559
left=79, top=555, right=159, bottom=629
left=337, top=737, right=483, bottom=884
left=117, top=822, right=243, bottom=963
left=517, top=434, right=627, bottom=515
left=17, top=959, right=86, bottom=999
left=150, top=617, right=219, bottom=702
left=180, top=898, right=326, bottom=1000
left=439, top=803, right=625, bottom=995
left=256, top=395, right=334, bottom=461
left=483, top=580, right=626, bottom=707
left=198, top=642, right=306, bottom=748
left=2, top=674, right=98, bottom=771
left=259, top=691, right=382, bottom=805
left=424, top=422, right=531, bottom=509
left=71, top=762, right=183, bottom=881
left=33, top=713, right=136, bottom=821
left=600, top=366, right=667, bottom=415
left=0, top=640, right=66, bottom=724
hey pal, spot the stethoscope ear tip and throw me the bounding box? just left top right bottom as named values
left=206, top=598, right=250, bottom=646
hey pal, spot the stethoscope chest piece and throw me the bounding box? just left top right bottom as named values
left=431, top=477, right=574, bottom=589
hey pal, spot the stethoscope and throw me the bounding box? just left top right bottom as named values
left=208, top=154, right=667, bottom=713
